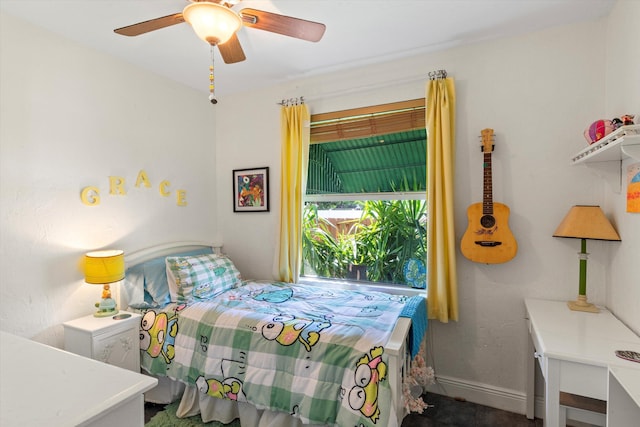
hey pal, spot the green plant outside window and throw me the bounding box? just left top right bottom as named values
left=302, top=199, right=426, bottom=287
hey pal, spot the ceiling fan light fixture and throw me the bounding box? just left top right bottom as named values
left=183, top=2, right=242, bottom=45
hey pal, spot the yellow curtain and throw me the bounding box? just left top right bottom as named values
left=426, top=77, right=459, bottom=322
left=278, top=104, right=310, bottom=282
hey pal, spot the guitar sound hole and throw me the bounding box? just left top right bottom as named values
left=480, top=215, right=495, bottom=228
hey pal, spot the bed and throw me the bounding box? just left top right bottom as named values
left=118, top=242, right=427, bottom=427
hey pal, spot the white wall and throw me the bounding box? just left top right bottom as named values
left=603, top=0, right=640, bottom=333
left=0, top=0, right=637, bottom=416
left=0, top=12, right=218, bottom=347
left=215, top=2, right=639, bottom=413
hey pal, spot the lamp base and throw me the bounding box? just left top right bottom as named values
left=94, top=297, right=119, bottom=318
left=567, top=295, right=600, bottom=313
left=94, top=310, right=118, bottom=318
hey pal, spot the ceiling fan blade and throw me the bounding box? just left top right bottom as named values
left=240, top=8, right=326, bottom=42
left=218, top=33, right=246, bottom=64
left=114, top=13, right=185, bottom=37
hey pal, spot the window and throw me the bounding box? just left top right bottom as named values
left=302, top=99, right=427, bottom=290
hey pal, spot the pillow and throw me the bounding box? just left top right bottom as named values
left=165, top=253, right=242, bottom=303
left=123, top=248, right=213, bottom=308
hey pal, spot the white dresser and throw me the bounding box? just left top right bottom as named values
left=0, top=331, right=157, bottom=427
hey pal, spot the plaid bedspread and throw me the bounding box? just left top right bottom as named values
left=138, top=280, right=413, bottom=426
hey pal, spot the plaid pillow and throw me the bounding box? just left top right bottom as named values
left=124, top=248, right=213, bottom=308
left=165, top=254, right=242, bottom=303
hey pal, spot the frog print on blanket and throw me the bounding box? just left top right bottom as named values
left=261, top=314, right=332, bottom=352
left=139, top=310, right=179, bottom=364
left=195, top=355, right=248, bottom=402
left=252, top=286, right=293, bottom=303
left=196, top=375, right=246, bottom=401
left=348, top=346, right=387, bottom=423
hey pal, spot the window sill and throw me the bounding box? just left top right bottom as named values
left=299, top=276, right=426, bottom=298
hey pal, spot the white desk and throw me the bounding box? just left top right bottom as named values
left=0, top=331, right=157, bottom=427
left=525, top=298, right=640, bottom=427
left=608, top=365, right=640, bottom=425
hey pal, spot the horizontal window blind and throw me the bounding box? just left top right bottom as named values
left=310, top=98, right=425, bottom=144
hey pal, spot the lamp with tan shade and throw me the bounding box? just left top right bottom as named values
left=553, top=205, right=621, bottom=313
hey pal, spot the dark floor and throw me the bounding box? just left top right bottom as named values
left=145, top=392, right=543, bottom=426
left=402, top=393, right=543, bottom=427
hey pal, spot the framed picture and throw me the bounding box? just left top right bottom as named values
left=233, top=167, right=269, bottom=212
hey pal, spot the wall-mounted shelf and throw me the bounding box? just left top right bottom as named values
left=571, top=124, right=640, bottom=165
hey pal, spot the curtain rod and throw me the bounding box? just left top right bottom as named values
left=277, top=97, right=305, bottom=106
left=428, top=69, right=447, bottom=80
left=278, top=70, right=447, bottom=104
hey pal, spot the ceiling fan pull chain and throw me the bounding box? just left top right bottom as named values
left=209, top=45, right=218, bottom=105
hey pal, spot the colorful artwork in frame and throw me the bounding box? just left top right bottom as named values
left=627, top=162, right=640, bottom=213
left=233, top=167, right=269, bottom=212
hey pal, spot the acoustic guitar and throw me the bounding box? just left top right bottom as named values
left=461, top=128, right=517, bottom=264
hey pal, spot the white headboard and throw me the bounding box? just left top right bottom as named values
left=116, top=241, right=222, bottom=309
left=124, top=241, right=222, bottom=268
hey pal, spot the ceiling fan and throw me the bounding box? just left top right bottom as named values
left=114, top=0, right=326, bottom=64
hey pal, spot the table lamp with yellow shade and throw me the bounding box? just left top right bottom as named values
left=84, top=249, right=124, bottom=317
left=553, top=205, right=620, bottom=313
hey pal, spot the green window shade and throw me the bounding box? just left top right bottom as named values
left=308, top=99, right=426, bottom=195
left=307, top=128, right=426, bottom=194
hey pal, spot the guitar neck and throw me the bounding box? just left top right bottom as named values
left=483, top=151, right=493, bottom=215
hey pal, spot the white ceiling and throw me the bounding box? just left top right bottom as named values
left=1, top=0, right=616, bottom=97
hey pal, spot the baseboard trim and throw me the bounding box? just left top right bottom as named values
left=425, top=375, right=605, bottom=426
left=426, top=374, right=527, bottom=415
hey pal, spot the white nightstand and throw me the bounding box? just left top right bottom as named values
left=64, top=311, right=141, bottom=372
